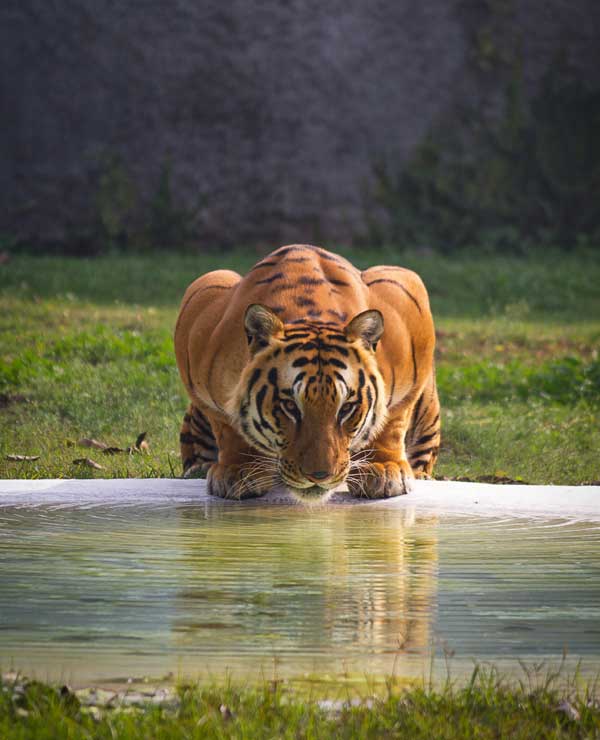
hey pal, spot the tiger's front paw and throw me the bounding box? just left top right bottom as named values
left=347, top=460, right=413, bottom=499
left=206, top=463, right=274, bottom=500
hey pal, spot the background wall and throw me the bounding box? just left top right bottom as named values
left=2, top=0, right=599, bottom=250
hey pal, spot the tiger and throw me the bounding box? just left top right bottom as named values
left=174, top=244, right=440, bottom=502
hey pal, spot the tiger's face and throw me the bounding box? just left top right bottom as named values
left=232, top=304, right=388, bottom=502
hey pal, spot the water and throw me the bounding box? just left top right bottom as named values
left=0, top=492, right=599, bottom=685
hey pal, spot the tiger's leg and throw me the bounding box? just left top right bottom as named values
left=348, top=404, right=415, bottom=499
left=204, top=417, right=277, bottom=500
left=406, top=371, right=441, bottom=478
left=180, top=404, right=219, bottom=478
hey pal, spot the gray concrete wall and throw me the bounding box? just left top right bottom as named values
left=1, top=1, right=599, bottom=249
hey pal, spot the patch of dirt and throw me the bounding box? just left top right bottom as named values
left=0, top=393, right=29, bottom=409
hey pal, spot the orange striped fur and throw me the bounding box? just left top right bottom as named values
left=174, top=245, right=440, bottom=501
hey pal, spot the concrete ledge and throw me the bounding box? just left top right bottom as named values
left=0, top=478, right=598, bottom=521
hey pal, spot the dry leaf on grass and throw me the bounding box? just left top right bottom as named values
left=128, top=432, right=149, bottom=454
left=72, top=458, right=104, bottom=470
left=6, top=454, right=40, bottom=462
left=77, top=438, right=108, bottom=450
left=74, top=433, right=150, bottom=456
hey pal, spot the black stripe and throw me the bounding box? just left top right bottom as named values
left=421, top=413, right=440, bottom=433
left=255, top=385, right=276, bottom=433
left=292, top=356, right=317, bottom=367
left=334, top=371, right=347, bottom=388
left=241, top=421, right=273, bottom=453
left=412, top=393, right=424, bottom=425
left=411, top=339, right=417, bottom=385
left=412, top=446, right=439, bottom=458
left=253, top=419, right=272, bottom=440
left=284, top=342, right=304, bottom=354
left=319, top=342, right=349, bottom=356
left=295, top=296, right=316, bottom=307
left=255, top=272, right=284, bottom=285
left=183, top=427, right=216, bottom=450
left=413, top=431, right=438, bottom=447
left=315, top=249, right=357, bottom=272
left=283, top=332, right=311, bottom=340
left=327, top=357, right=347, bottom=369
left=249, top=260, right=278, bottom=271
left=285, top=341, right=317, bottom=354
left=274, top=245, right=308, bottom=256
left=247, top=368, right=262, bottom=393
left=416, top=395, right=429, bottom=427
left=369, top=374, right=379, bottom=409
left=314, top=248, right=345, bottom=262
left=298, top=276, right=326, bottom=286
left=180, top=432, right=206, bottom=445
left=268, top=282, right=293, bottom=294
left=329, top=278, right=349, bottom=287
left=353, top=403, right=372, bottom=440
left=255, top=385, right=267, bottom=419
left=365, top=279, right=422, bottom=314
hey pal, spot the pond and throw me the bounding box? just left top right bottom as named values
left=0, top=480, right=598, bottom=686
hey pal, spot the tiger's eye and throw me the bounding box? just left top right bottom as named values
left=339, top=402, right=354, bottom=417
left=283, top=400, right=298, bottom=415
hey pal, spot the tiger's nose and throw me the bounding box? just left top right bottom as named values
left=303, top=470, right=331, bottom=482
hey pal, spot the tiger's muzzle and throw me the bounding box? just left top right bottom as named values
left=279, top=464, right=349, bottom=501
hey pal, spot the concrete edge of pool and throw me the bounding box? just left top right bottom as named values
left=0, top=478, right=598, bottom=520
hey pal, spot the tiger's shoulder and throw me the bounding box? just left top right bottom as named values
left=360, top=264, right=431, bottom=315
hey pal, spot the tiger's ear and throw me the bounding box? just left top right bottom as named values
left=244, top=304, right=284, bottom=352
left=344, top=310, right=384, bottom=351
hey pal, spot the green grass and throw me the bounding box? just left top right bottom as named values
left=2, top=247, right=600, bottom=319
left=2, top=668, right=600, bottom=740
left=1, top=248, right=599, bottom=483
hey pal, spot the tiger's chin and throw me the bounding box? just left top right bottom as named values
left=288, top=485, right=335, bottom=506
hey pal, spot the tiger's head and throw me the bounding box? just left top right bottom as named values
left=229, top=304, right=388, bottom=502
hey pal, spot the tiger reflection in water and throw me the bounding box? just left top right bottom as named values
left=172, top=506, right=438, bottom=669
